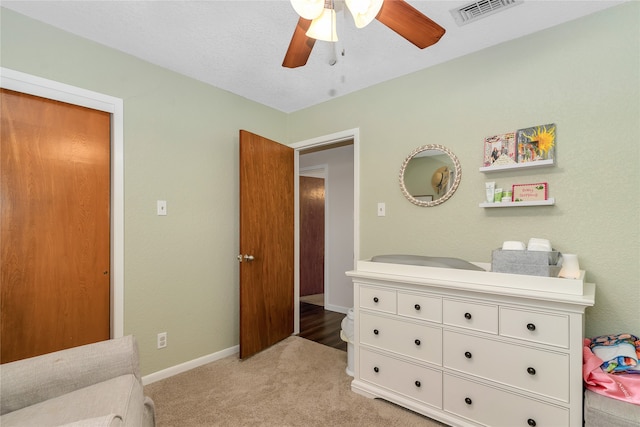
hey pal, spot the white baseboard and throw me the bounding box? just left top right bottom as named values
left=142, top=344, right=239, bottom=385
left=325, top=304, right=350, bottom=315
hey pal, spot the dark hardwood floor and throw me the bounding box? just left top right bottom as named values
left=298, top=302, right=347, bottom=352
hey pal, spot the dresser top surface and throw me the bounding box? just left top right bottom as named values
left=347, top=260, right=595, bottom=307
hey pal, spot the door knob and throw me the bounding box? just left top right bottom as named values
left=237, top=254, right=255, bottom=262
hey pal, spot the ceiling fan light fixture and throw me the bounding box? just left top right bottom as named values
left=289, top=0, right=325, bottom=20
left=345, top=0, right=383, bottom=28
left=305, top=8, right=339, bottom=42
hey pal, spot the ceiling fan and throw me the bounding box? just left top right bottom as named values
left=283, top=0, right=446, bottom=68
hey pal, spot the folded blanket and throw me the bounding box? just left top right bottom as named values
left=583, top=338, right=640, bottom=405
left=590, top=334, right=639, bottom=373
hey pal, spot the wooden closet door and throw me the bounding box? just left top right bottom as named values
left=1, top=88, right=111, bottom=363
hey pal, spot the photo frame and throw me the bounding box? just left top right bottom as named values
left=483, top=132, right=517, bottom=167
left=516, top=123, right=556, bottom=163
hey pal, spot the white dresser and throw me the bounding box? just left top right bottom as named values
left=346, top=260, right=595, bottom=427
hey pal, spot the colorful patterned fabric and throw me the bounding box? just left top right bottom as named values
left=590, top=334, right=639, bottom=373
left=583, top=338, right=640, bottom=405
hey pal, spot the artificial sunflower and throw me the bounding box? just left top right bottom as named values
left=523, top=125, right=555, bottom=156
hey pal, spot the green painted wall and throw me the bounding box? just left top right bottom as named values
left=1, top=8, right=287, bottom=374
left=1, top=3, right=638, bottom=376
left=287, top=3, right=640, bottom=338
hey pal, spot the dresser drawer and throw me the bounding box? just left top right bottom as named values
left=443, top=374, right=569, bottom=427
left=443, top=330, right=569, bottom=401
left=500, top=307, right=569, bottom=348
left=359, top=286, right=396, bottom=314
left=397, top=292, right=442, bottom=323
left=360, top=348, right=442, bottom=409
left=443, top=299, right=498, bottom=334
left=360, top=312, right=442, bottom=365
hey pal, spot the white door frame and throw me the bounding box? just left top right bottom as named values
left=1, top=67, right=125, bottom=338
left=291, top=129, right=360, bottom=334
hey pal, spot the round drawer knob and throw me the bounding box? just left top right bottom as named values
left=373, top=329, right=379, bottom=335
left=373, top=366, right=379, bottom=373
left=527, top=419, right=537, bottom=427
left=373, top=297, right=379, bottom=303
left=464, top=397, right=472, bottom=405
left=527, top=323, right=536, bottom=331
left=527, top=367, right=536, bottom=375
left=464, top=351, right=472, bottom=359
left=415, top=339, right=421, bottom=346
left=464, top=312, right=472, bottom=320
left=414, top=304, right=421, bottom=311
left=415, top=380, right=421, bottom=388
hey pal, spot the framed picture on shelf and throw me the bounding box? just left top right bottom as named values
left=512, top=183, right=548, bottom=202
left=483, top=132, right=517, bottom=167
left=516, top=123, right=556, bottom=163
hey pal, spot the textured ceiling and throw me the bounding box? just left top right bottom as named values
left=2, top=0, right=627, bottom=112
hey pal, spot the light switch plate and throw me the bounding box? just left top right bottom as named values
left=157, top=200, right=167, bottom=216
left=377, top=202, right=386, bottom=217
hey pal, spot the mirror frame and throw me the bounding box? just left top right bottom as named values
left=399, top=144, right=462, bottom=207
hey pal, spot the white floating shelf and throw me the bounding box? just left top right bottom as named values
left=479, top=159, right=555, bottom=172
left=480, top=198, right=555, bottom=208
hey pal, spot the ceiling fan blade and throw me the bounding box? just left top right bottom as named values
left=376, top=0, right=445, bottom=49
left=282, top=17, right=316, bottom=68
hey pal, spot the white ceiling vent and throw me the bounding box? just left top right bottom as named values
left=451, top=0, right=523, bottom=26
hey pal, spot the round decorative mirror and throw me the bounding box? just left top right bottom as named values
left=399, top=144, right=462, bottom=207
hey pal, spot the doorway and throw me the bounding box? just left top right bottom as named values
left=299, top=167, right=327, bottom=308
left=292, top=129, right=359, bottom=336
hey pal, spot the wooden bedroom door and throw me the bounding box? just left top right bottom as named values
left=238, top=130, right=294, bottom=359
left=0, top=88, right=111, bottom=363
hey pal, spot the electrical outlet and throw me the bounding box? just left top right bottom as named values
left=157, top=332, right=167, bottom=349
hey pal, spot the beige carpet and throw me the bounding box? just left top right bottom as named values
left=144, top=336, right=445, bottom=426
